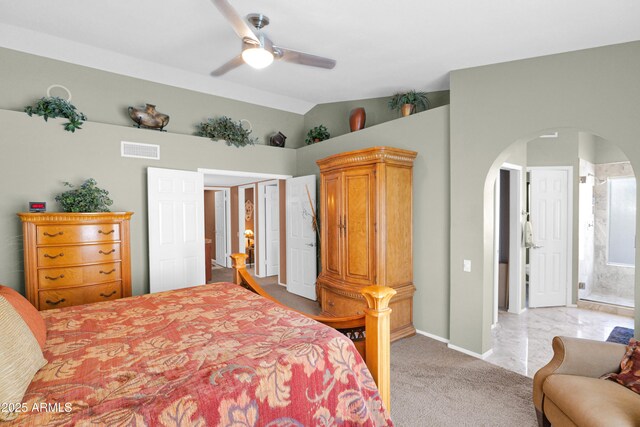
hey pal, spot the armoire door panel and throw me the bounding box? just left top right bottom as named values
left=343, top=168, right=375, bottom=284
left=322, top=172, right=342, bottom=278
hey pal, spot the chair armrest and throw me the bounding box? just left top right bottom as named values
left=533, top=336, right=627, bottom=410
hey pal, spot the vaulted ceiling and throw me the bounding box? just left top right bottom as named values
left=1, top=1, right=639, bottom=113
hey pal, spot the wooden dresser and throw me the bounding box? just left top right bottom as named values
left=18, top=212, right=133, bottom=310
left=316, top=146, right=417, bottom=341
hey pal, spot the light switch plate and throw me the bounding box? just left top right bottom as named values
left=463, top=259, right=471, bottom=272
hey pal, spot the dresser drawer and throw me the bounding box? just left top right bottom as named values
left=39, top=282, right=122, bottom=310
left=36, top=224, right=120, bottom=245
left=38, top=262, right=121, bottom=289
left=322, top=288, right=366, bottom=317
left=37, top=243, right=121, bottom=267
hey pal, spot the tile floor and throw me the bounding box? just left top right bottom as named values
left=485, top=306, right=635, bottom=378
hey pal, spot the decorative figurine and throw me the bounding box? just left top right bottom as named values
left=269, top=131, right=287, bottom=147
left=128, top=104, right=170, bottom=131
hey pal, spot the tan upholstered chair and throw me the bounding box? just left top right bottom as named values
left=533, top=336, right=640, bottom=427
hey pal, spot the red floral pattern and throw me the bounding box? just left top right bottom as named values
left=12, top=283, right=392, bottom=426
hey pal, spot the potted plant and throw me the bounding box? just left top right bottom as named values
left=388, top=90, right=430, bottom=117
left=55, top=178, right=113, bottom=212
left=24, top=96, right=88, bottom=132
left=305, top=125, right=330, bottom=145
left=196, top=116, right=257, bottom=147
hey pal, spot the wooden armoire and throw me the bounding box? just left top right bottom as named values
left=316, top=146, right=417, bottom=341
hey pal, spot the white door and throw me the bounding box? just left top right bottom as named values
left=214, top=191, right=227, bottom=267
left=286, top=175, right=317, bottom=300
left=148, top=167, right=205, bottom=293
left=529, top=168, right=570, bottom=308
left=265, top=185, right=280, bottom=276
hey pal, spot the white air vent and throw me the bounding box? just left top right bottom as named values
left=121, top=141, right=160, bottom=160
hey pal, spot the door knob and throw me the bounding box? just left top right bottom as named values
left=306, top=243, right=315, bottom=247
left=532, top=244, right=544, bottom=249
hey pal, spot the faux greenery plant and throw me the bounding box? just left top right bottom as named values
left=196, top=116, right=257, bottom=148
left=55, top=178, right=113, bottom=212
left=305, top=125, right=330, bottom=145
left=24, top=96, right=88, bottom=132
left=388, top=90, right=430, bottom=114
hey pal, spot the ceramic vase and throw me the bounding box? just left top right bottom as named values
left=349, top=107, right=366, bottom=132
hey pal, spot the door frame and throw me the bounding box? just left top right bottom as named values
left=207, top=186, right=232, bottom=268
left=256, top=180, right=279, bottom=278
left=527, top=166, right=573, bottom=307
left=501, top=163, right=525, bottom=315
left=237, top=183, right=256, bottom=259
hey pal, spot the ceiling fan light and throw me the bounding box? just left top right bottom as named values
left=242, top=47, right=274, bottom=69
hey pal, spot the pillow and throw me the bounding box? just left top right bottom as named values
left=603, top=338, right=640, bottom=394
left=0, top=285, right=46, bottom=349
left=0, top=296, right=47, bottom=421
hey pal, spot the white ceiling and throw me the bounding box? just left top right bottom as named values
left=1, top=1, right=639, bottom=114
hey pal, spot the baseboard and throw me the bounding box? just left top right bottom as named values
left=447, top=343, right=494, bottom=360
left=566, top=304, right=577, bottom=308
left=508, top=307, right=527, bottom=315
left=415, top=329, right=449, bottom=344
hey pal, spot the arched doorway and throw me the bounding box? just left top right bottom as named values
left=482, top=129, right=636, bottom=376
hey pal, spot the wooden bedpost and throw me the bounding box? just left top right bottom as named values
left=361, top=285, right=396, bottom=412
left=230, top=253, right=248, bottom=285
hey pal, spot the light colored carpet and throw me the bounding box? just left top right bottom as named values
left=210, top=269, right=536, bottom=425
left=390, top=335, right=536, bottom=426
left=209, top=267, right=321, bottom=314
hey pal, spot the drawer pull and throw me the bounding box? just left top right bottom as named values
left=100, top=291, right=117, bottom=298
left=327, top=300, right=335, bottom=307
left=98, top=230, right=115, bottom=235
left=100, top=269, right=116, bottom=275
left=45, top=298, right=66, bottom=306
left=99, top=249, right=116, bottom=255
left=45, top=274, right=65, bottom=281
left=44, top=253, right=64, bottom=259
left=43, top=231, right=64, bottom=237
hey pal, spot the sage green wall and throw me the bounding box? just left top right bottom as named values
left=0, top=47, right=305, bottom=147
left=594, top=138, right=631, bottom=164
left=450, top=41, right=640, bottom=355
left=527, top=131, right=581, bottom=305
left=303, top=91, right=449, bottom=143
left=0, top=109, right=297, bottom=296
left=297, top=106, right=451, bottom=339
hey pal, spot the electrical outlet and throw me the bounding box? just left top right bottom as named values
left=578, top=282, right=586, bottom=290
left=463, top=260, right=471, bottom=272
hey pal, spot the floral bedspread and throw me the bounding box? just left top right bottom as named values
left=13, top=283, right=392, bottom=426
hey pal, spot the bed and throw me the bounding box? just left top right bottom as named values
left=4, top=254, right=394, bottom=426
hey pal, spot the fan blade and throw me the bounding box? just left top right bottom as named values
left=211, top=55, right=244, bottom=76
left=274, top=46, right=336, bottom=69
left=211, top=0, right=258, bottom=42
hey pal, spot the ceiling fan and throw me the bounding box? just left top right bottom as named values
left=210, top=0, right=336, bottom=76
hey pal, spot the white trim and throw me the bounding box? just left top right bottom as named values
left=501, top=163, right=524, bottom=315
left=415, top=329, right=449, bottom=344
left=0, top=23, right=314, bottom=114
left=209, top=187, right=232, bottom=268
left=256, top=180, right=279, bottom=277
left=447, top=343, right=494, bottom=360
left=493, top=176, right=500, bottom=327
left=238, top=183, right=256, bottom=260
left=197, top=168, right=291, bottom=181
left=527, top=166, right=573, bottom=307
